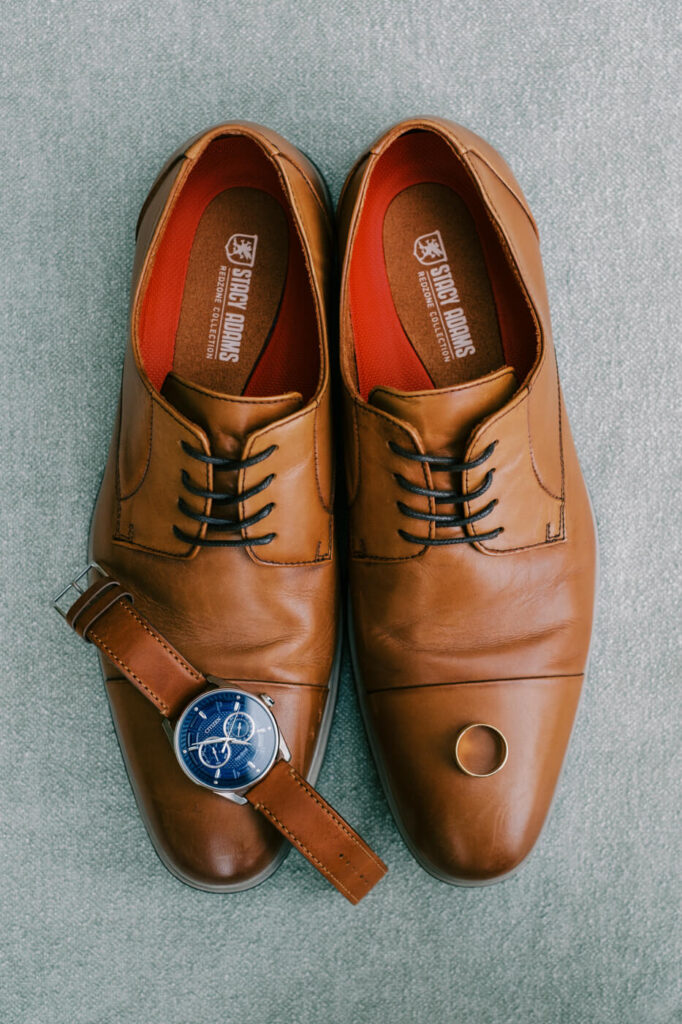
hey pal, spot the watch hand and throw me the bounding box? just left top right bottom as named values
left=188, top=735, right=226, bottom=751
left=192, top=736, right=233, bottom=768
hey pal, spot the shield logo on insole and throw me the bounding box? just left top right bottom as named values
left=226, top=233, right=258, bottom=268
left=413, top=230, right=447, bottom=266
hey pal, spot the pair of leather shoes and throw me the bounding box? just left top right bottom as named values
left=73, top=118, right=597, bottom=892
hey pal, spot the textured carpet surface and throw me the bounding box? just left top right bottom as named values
left=1, top=2, right=680, bottom=1022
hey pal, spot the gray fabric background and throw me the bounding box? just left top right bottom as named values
left=1, top=1, right=680, bottom=1022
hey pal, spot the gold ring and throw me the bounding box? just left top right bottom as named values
left=454, top=723, right=509, bottom=777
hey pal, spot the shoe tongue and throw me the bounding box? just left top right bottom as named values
left=369, top=366, right=518, bottom=455
left=162, top=372, right=302, bottom=457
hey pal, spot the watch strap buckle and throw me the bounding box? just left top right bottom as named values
left=53, top=562, right=106, bottom=618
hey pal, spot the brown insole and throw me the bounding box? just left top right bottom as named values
left=174, top=187, right=289, bottom=393
left=382, top=183, right=503, bottom=388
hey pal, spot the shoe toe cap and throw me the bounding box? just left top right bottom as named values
left=366, top=675, right=583, bottom=884
left=106, top=676, right=329, bottom=891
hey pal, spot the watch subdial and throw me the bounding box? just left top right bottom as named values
left=195, top=736, right=231, bottom=768
left=222, top=711, right=255, bottom=745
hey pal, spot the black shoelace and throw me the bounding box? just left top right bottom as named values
left=389, top=440, right=503, bottom=546
left=173, top=441, right=277, bottom=548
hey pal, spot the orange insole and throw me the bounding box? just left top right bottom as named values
left=349, top=133, right=505, bottom=399
left=138, top=136, right=319, bottom=401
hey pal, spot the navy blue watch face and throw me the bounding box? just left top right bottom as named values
left=175, top=690, right=279, bottom=792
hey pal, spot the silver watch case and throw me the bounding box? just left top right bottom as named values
left=168, top=687, right=291, bottom=805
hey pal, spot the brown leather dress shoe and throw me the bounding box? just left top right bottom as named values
left=90, top=122, right=339, bottom=891
left=338, top=117, right=597, bottom=884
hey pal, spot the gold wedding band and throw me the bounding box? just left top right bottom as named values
left=454, top=723, right=509, bottom=777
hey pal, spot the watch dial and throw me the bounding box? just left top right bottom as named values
left=175, top=690, right=278, bottom=792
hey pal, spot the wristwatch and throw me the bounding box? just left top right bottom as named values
left=54, top=564, right=386, bottom=904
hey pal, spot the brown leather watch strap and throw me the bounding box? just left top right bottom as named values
left=63, top=575, right=205, bottom=718
left=246, top=759, right=387, bottom=904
